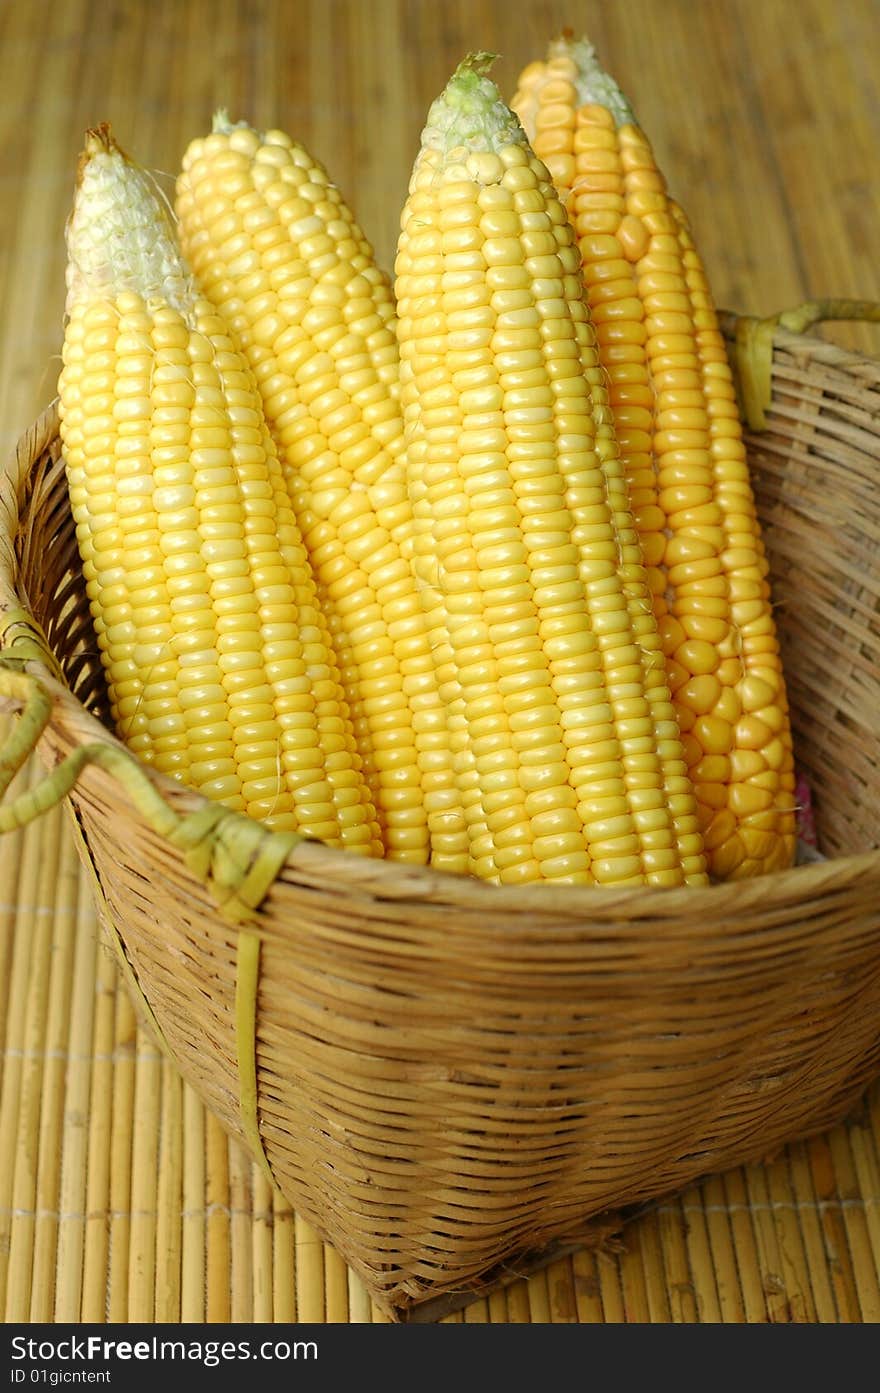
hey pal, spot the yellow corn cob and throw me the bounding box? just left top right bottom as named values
left=174, top=115, right=461, bottom=868
left=512, top=36, right=797, bottom=880
left=57, top=124, right=381, bottom=853
left=395, top=53, right=708, bottom=888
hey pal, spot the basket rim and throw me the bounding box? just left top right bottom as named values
left=11, top=645, right=880, bottom=927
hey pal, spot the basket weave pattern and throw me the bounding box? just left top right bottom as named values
left=1, top=315, right=879, bottom=1320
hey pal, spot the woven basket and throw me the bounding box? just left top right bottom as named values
left=1, top=303, right=879, bottom=1323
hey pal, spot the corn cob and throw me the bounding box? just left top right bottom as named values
left=394, top=54, right=708, bottom=888
left=174, top=115, right=460, bottom=868
left=57, top=124, right=381, bottom=852
left=511, top=36, right=797, bottom=880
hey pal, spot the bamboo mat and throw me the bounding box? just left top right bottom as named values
left=3, top=0, right=880, bottom=1325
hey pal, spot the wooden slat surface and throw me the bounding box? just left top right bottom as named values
left=2, top=0, right=880, bottom=1325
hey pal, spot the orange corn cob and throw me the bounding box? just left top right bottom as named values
left=512, top=36, right=797, bottom=880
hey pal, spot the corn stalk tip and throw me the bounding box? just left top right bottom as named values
left=75, top=122, right=122, bottom=185
left=425, top=48, right=524, bottom=161
left=558, top=34, right=635, bottom=128
left=548, top=30, right=598, bottom=65
left=466, top=49, right=499, bottom=70
left=449, top=50, right=500, bottom=87
left=83, top=122, right=122, bottom=157
left=211, top=108, right=259, bottom=139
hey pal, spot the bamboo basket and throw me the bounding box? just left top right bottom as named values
left=1, top=302, right=879, bottom=1323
